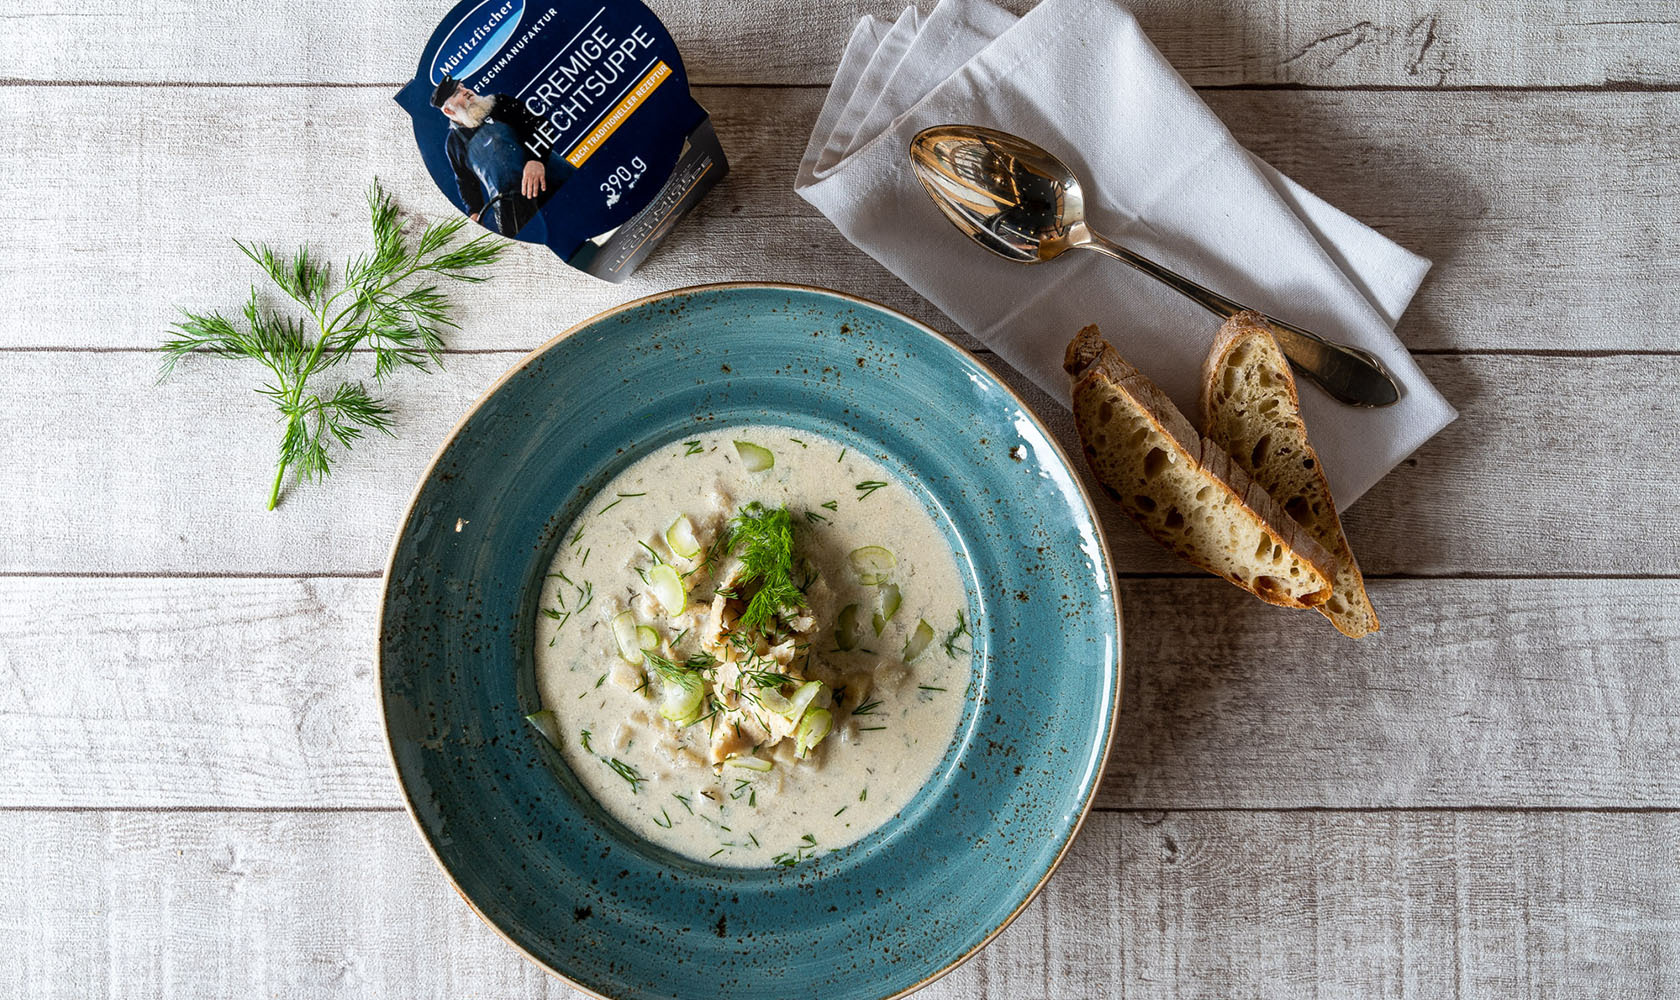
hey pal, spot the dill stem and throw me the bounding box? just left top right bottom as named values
left=267, top=461, right=285, bottom=510
left=268, top=305, right=334, bottom=511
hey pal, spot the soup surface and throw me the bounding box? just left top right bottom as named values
left=533, top=425, right=972, bottom=867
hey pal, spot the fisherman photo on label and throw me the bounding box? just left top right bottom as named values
left=430, top=75, right=571, bottom=237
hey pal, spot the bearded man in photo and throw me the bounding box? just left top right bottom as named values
left=430, top=75, right=568, bottom=237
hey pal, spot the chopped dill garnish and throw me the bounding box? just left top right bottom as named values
left=597, top=496, right=623, bottom=516
left=606, top=757, right=647, bottom=793
left=834, top=805, right=848, bottom=817
left=942, top=609, right=972, bottom=658
left=674, top=792, right=694, bottom=814
left=721, top=502, right=808, bottom=631
left=837, top=448, right=846, bottom=462
left=709, top=848, right=725, bottom=858
left=683, top=440, right=703, bottom=456
left=789, top=438, right=807, bottom=447
left=854, top=480, right=887, bottom=500
left=749, top=832, right=760, bottom=847
left=543, top=606, right=572, bottom=646
left=804, top=509, right=829, bottom=525
left=737, top=666, right=792, bottom=691
left=547, top=570, right=574, bottom=586
left=637, top=540, right=663, bottom=564
left=579, top=729, right=592, bottom=752
left=570, top=527, right=584, bottom=547
left=852, top=698, right=882, bottom=716
left=580, top=547, right=591, bottom=567
left=618, top=491, right=647, bottom=498
left=643, top=650, right=702, bottom=692
left=859, top=787, right=867, bottom=801
left=917, top=685, right=946, bottom=693
left=653, top=807, right=673, bottom=829
left=859, top=726, right=886, bottom=732
left=595, top=674, right=606, bottom=688
left=821, top=500, right=838, bottom=511
left=771, top=834, right=819, bottom=868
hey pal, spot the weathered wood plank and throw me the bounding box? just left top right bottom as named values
left=3, top=87, right=1676, bottom=353
left=0, top=351, right=1674, bottom=576
left=4, top=809, right=1676, bottom=998
left=0, top=578, right=388, bottom=809
left=2, top=0, right=1676, bottom=87
left=4, top=576, right=1675, bottom=809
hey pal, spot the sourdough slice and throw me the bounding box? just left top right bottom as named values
left=1064, top=325, right=1335, bottom=609
left=1199, top=312, right=1380, bottom=637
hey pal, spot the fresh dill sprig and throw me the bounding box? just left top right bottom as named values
left=722, top=502, right=808, bottom=631
left=159, top=180, right=506, bottom=510
left=855, top=480, right=887, bottom=501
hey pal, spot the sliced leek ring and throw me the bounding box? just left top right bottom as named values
left=524, top=710, right=562, bottom=749
left=733, top=441, right=774, bottom=472
left=848, top=545, right=896, bottom=586
left=795, top=708, right=833, bottom=758
left=610, top=611, right=642, bottom=663
left=648, top=564, right=686, bottom=615
left=665, top=514, right=701, bottom=559
left=902, top=619, right=935, bottom=663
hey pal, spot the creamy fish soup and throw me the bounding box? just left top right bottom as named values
left=530, top=426, right=972, bottom=867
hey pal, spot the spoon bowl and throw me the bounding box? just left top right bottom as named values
left=909, top=124, right=1401, bottom=407
left=909, top=124, right=1087, bottom=264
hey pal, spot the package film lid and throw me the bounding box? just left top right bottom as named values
left=396, top=0, right=727, bottom=281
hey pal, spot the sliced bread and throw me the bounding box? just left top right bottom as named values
left=1064, top=325, right=1335, bottom=609
left=1199, top=312, right=1380, bottom=637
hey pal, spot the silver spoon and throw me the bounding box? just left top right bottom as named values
left=908, top=124, right=1400, bottom=407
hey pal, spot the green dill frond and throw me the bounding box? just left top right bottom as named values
left=724, top=502, right=809, bottom=631
left=158, top=308, right=253, bottom=378
left=236, top=239, right=331, bottom=308
left=159, top=177, right=503, bottom=510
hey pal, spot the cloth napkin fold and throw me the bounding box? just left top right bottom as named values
left=795, top=0, right=1456, bottom=509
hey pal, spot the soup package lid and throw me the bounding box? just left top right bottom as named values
left=396, top=0, right=727, bottom=281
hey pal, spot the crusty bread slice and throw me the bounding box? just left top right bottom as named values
left=1064, top=325, right=1335, bottom=609
left=1199, top=312, right=1380, bottom=637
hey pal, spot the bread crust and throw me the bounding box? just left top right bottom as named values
left=1200, top=312, right=1380, bottom=637
left=1066, top=327, right=1335, bottom=609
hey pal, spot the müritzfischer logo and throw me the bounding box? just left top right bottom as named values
left=430, top=0, right=525, bottom=84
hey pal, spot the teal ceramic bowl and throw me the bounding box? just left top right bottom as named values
left=380, top=283, right=1121, bottom=998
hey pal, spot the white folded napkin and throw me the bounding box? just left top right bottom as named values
left=795, top=0, right=1457, bottom=509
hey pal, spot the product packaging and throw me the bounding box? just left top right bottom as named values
left=397, top=0, right=727, bottom=280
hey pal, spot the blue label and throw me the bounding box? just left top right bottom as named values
left=396, top=0, right=725, bottom=279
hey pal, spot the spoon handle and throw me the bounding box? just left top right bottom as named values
left=1078, top=233, right=1400, bottom=407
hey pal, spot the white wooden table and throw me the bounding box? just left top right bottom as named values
left=3, top=0, right=1678, bottom=995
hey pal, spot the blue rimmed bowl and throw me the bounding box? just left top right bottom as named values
left=379, top=283, right=1121, bottom=998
